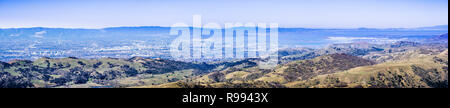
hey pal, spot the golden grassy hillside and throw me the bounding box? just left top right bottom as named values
left=286, top=50, right=448, bottom=88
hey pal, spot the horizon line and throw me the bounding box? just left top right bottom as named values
left=0, top=24, right=448, bottom=30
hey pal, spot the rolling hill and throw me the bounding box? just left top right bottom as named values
left=286, top=50, right=448, bottom=88
left=0, top=57, right=215, bottom=88
left=257, top=54, right=375, bottom=83
left=136, top=49, right=448, bottom=88
left=136, top=54, right=377, bottom=88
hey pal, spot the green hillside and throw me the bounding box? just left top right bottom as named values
left=1, top=57, right=215, bottom=88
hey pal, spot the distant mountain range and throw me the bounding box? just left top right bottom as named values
left=430, top=33, right=448, bottom=43
left=1, top=25, right=447, bottom=37
left=0, top=25, right=447, bottom=46
left=415, top=25, right=449, bottom=30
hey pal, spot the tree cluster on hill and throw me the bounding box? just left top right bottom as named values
left=0, top=57, right=216, bottom=88
left=0, top=72, right=34, bottom=88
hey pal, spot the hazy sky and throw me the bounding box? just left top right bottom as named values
left=0, top=0, right=448, bottom=28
